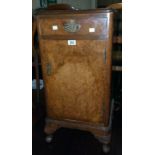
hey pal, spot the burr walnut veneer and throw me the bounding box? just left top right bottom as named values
left=36, top=9, right=114, bottom=152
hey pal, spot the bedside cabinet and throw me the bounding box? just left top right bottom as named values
left=36, top=9, right=114, bottom=153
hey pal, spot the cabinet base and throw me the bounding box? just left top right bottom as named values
left=44, top=118, right=112, bottom=153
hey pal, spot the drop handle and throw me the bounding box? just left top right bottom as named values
left=46, top=63, right=52, bottom=76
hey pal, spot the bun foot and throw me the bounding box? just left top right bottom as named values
left=102, top=144, right=110, bottom=153
left=45, top=135, right=53, bottom=143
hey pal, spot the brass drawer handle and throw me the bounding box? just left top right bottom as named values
left=63, top=20, right=81, bottom=33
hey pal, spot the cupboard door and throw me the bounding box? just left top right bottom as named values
left=40, top=39, right=111, bottom=124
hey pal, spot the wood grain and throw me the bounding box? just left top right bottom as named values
left=38, top=17, right=108, bottom=37
left=40, top=40, right=109, bottom=123
left=36, top=9, right=114, bottom=146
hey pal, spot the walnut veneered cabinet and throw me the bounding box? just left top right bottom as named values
left=36, top=9, right=114, bottom=152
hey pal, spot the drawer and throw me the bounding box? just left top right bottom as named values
left=38, top=16, right=108, bottom=39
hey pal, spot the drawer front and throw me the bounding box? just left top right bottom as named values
left=38, top=16, right=108, bottom=39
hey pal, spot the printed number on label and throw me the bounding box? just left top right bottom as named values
left=68, top=40, right=76, bottom=45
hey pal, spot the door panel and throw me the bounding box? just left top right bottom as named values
left=40, top=40, right=109, bottom=123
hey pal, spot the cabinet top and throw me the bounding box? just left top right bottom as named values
left=33, top=8, right=113, bottom=17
